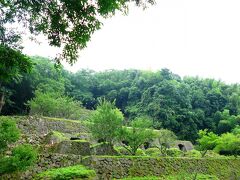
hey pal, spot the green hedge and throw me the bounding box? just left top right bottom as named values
left=34, top=165, right=96, bottom=180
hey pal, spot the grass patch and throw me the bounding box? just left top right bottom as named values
left=43, top=117, right=83, bottom=124
left=161, top=173, right=219, bottom=180
left=71, top=139, right=88, bottom=143
left=121, top=173, right=219, bottom=180
left=52, top=131, right=67, bottom=139
left=121, top=176, right=159, bottom=180
left=43, top=116, right=93, bottom=126
left=34, top=165, right=96, bottom=180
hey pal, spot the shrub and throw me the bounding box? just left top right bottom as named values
left=28, top=91, right=89, bottom=120
left=11, top=144, right=38, bottom=170
left=204, top=150, right=223, bottom=158
left=35, top=165, right=96, bottom=180
left=0, top=144, right=37, bottom=175
left=114, top=146, right=131, bottom=155
left=145, top=148, right=161, bottom=156
left=232, top=125, right=240, bottom=135
left=184, top=150, right=201, bottom=158
left=135, top=149, right=146, bottom=156
left=119, top=117, right=155, bottom=155
left=89, top=99, right=124, bottom=144
left=166, top=148, right=183, bottom=157
left=0, top=157, right=12, bottom=175
left=197, top=130, right=219, bottom=157
left=214, top=133, right=240, bottom=157
left=0, top=116, right=20, bottom=153
left=156, top=129, right=177, bottom=155
left=0, top=117, right=37, bottom=175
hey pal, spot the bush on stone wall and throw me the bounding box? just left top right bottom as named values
left=35, top=165, right=96, bottom=180
left=184, top=150, right=201, bottom=158
left=166, top=148, right=183, bottom=157
left=28, top=91, right=91, bottom=120
left=114, top=146, right=131, bottom=155
left=0, top=144, right=38, bottom=176
left=145, top=148, right=161, bottom=156
left=0, top=117, right=37, bottom=176
left=135, top=149, right=146, bottom=156
left=204, top=150, right=225, bottom=158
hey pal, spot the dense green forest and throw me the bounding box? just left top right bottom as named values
left=2, top=56, right=240, bottom=141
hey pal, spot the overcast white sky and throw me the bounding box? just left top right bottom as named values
left=22, top=0, right=240, bottom=84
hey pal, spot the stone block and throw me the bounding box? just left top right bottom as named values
left=55, top=140, right=91, bottom=156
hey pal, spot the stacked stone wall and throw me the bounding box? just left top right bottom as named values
left=82, top=156, right=240, bottom=180
left=2, top=153, right=82, bottom=180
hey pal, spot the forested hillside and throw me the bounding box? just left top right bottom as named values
left=2, top=56, right=240, bottom=141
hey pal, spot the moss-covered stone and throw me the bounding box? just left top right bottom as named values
left=43, top=131, right=68, bottom=144
left=2, top=153, right=83, bottom=180
left=91, top=143, right=119, bottom=156
left=82, top=156, right=240, bottom=180
left=54, top=140, right=91, bottom=156
left=121, top=173, right=219, bottom=180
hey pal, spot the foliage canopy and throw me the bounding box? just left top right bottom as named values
left=0, top=0, right=154, bottom=64
left=3, top=57, right=240, bottom=141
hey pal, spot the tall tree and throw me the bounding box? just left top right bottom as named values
left=156, top=129, right=177, bottom=155
left=89, top=99, right=124, bottom=144
left=119, top=117, right=155, bottom=155
left=0, top=45, right=32, bottom=113
left=197, top=129, right=219, bottom=157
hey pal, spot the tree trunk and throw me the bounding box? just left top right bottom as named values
left=0, top=92, right=5, bottom=114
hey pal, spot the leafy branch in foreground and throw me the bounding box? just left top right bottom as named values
left=0, top=0, right=155, bottom=64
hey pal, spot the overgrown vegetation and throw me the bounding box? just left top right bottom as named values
left=1, top=1, right=240, bottom=178
left=35, top=165, right=96, bottom=180
left=0, top=45, right=33, bottom=114
left=156, top=129, right=177, bottom=155
left=121, top=173, right=219, bottom=180
left=0, top=116, right=20, bottom=153
left=95, top=156, right=240, bottom=179
left=119, top=117, right=155, bottom=155
left=3, top=57, right=240, bottom=142
left=0, top=116, right=37, bottom=176
left=28, top=90, right=87, bottom=120
left=89, top=98, right=124, bottom=144
left=197, top=129, right=240, bottom=157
